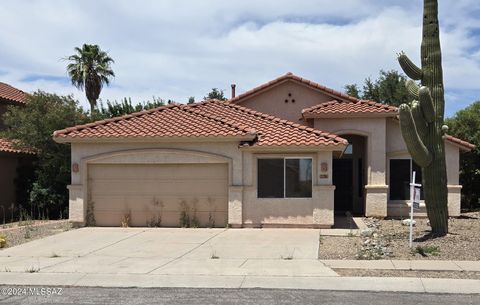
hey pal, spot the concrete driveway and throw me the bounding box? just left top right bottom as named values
left=0, top=228, right=337, bottom=281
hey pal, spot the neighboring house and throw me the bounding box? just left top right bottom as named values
left=53, top=73, right=475, bottom=228
left=0, top=82, right=34, bottom=217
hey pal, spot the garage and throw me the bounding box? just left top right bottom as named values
left=88, top=163, right=228, bottom=227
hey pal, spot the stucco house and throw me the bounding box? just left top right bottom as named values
left=54, top=73, right=475, bottom=228
left=0, top=82, right=35, bottom=216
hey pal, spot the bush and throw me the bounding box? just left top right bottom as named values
left=0, top=234, right=7, bottom=248
left=1, top=91, right=89, bottom=219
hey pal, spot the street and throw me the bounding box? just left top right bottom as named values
left=1, top=287, right=479, bottom=305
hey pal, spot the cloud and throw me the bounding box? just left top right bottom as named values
left=0, top=0, right=479, bottom=116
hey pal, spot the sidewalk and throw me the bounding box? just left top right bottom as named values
left=321, top=259, right=480, bottom=272
left=0, top=272, right=479, bottom=294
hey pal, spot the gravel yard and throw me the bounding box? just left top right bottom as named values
left=319, top=211, right=480, bottom=260
left=0, top=220, right=73, bottom=249
left=335, top=268, right=480, bottom=279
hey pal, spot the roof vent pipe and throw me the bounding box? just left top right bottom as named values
left=231, top=84, right=236, bottom=99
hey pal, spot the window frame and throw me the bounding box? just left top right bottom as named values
left=257, top=157, right=313, bottom=199
left=388, top=157, right=424, bottom=202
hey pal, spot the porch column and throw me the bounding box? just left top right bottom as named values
left=313, top=185, right=335, bottom=227
left=67, top=184, right=84, bottom=224
left=365, top=120, right=388, bottom=217
left=228, top=186, right=243, bottom=227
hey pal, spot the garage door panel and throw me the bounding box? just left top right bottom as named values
left=92, top=196, right=228, bottom=212
left=90, top=164, right=227, bottom=180
left=89, top=163, right=228, bottom=227
left=90, top=180, right=227, bottom=196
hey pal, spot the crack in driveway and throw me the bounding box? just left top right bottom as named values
left=146, top=228, right=228, bottom=274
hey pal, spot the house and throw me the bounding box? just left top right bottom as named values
left=53, top=73, right=475, bottom=228
left=0, top=82, right=35, bottom=217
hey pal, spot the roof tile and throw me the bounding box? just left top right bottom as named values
left=0, top=138, right=35, bottom=154
left=0, top=82, right=26, bottom=104
left=302, top=100, right=398, bottom=116
left=53, top=100, right=347, bottom=147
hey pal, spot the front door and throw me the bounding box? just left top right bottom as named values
left=333, top=159, right=353, bottom=213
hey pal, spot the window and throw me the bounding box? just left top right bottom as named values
left=258, top=159, right=284, bottom=198
left=389, top=159, right=424, bottom=200
left=257, top=158, right=312, bottom=198
left=343, top=144, right=353, bottom=155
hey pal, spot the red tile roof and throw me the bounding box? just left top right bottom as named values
left=187, top=101, right=347, bottom=147
left=230, top=72, right=362, bottom=104
left=444, top=135, right=476, bottom=151
left=0, top=82, right=26, bottom=105
left=53, top=103, right=256, bottom=141
left=0, top=138, right=35, bottom=154
left=302, top=100, right=398, bottom=118
left=53, top=100, right=347, bottom=148
left=302, top=100, right=474, bottom=151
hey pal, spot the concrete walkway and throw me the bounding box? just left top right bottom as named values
left=0, top=227, right=479, bottom=294
left=0, top=272, right=479, bottom=294
left=321, top=259, right=480, bottom=272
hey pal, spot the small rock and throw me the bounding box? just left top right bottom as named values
left=402, top=219, right=416, bottom=226
left=360, top=228, right=374, bottom=237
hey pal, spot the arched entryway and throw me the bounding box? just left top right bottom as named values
left=333, top=134, right=367, bottom=216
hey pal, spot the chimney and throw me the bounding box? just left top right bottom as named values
left=231, top=84, right=236, bottom=99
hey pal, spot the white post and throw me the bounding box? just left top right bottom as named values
left=409, top=171, right=416, bottom=248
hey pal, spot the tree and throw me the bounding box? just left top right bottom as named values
left=95, top=97, right=165, bottom=119
left=66, top=44, right=115, bottom=114
left=397, top=0, right=449, bottom=234
left=344, top=84, right=360, bottom=99
left=1, top=91, right=88, bottom=219
left=204, top=88, right=227, bottom=101
left=445, top=101, right=480, bottom=210
left=344, top=70, right=409, bottom=106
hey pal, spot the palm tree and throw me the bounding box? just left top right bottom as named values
left=66, top=44, right=115, bottom=114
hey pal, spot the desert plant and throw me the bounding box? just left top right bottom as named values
left=147, top=216, right=162, bottom=228
left=179, top=200, right=190, bottom=228
left=415, top=245, right=440, bottom=257
left=397, top=0, right=449, bottom=234
left=25, top=266, right=40, bottom=273
left=207, top=198, right=216, bottom=228
left=210, top=250, right=220, bottom=259
left=85, top=198, right=96, bottom=226
left=191, top=199, right=200, bottom=228
left=0, top=234, right=7, bottom=248
left=281, top=247, right=296, bottom=260
left=121, top=210, right=131, bottom=227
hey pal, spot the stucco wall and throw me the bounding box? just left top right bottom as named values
left=313, top=117, right=388, bottom=217
left=240, top=151, right=334, bottom=227
left=69, top=141, right=336, bottom=227
left=238, top=80, right=336, bottom=124
left=386, top=119, right=462, bottom=216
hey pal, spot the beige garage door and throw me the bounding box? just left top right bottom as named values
left=88, top=163, right=228, bottom=227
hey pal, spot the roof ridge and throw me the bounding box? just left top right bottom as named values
left=301, top=99, right=399, bottom=116
left=229, top=72, right=362, bottom=104
left=53, top=103, right=182, bottom=137
left=219, top=100, right=347, bottom=144
left=182, top=100, right=257, bottom=135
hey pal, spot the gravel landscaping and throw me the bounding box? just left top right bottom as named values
left=335, top=268, right=480, bottom=279
left=0, top=220, right=73, bottom=249
left=319, top=211, right=480, bottom=260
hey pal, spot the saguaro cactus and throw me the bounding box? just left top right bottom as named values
left=397, top=0, right=448, bottom=234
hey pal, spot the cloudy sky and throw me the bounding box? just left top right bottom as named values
left=1, top=0, right=479, bottom=116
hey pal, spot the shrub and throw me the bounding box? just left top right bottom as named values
left=0, top=234, right=7, bottom=248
